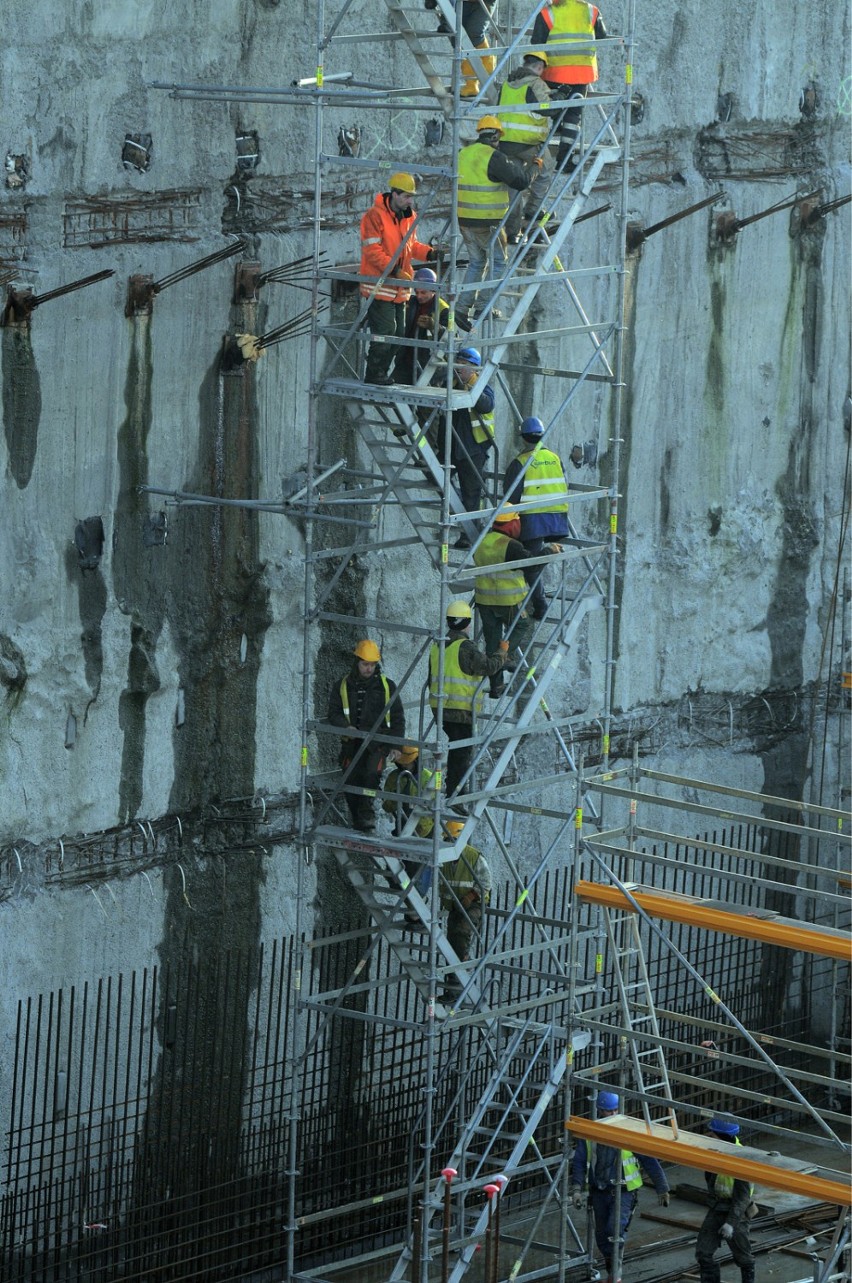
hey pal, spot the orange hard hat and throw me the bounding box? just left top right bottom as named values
left=353, top=639, right=381, bottom=663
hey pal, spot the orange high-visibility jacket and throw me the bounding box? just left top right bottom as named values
left=540, top=1, right=600, bottom=86
left=359, top=193, right=432, bottom=303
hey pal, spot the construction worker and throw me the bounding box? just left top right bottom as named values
left=428, top=599, right=508, bottom=802
left=395, top=268, right=471, bottom=385
left=503, top=416, right=569, bottom=618
left=359, top=172, right=436, bottom=386
left=531, top=0, right=607, bottom=171
left=440, top=820, right=492, bottom=963
left=382, top=745, right=436, bottom=837
left=456, top=116, right=540, bottom=318
left=383, top=746, right=437, bottom=911
left=449, top=346, right=495, bottom=533
left=695, top=1118, right=756, bottom=1283
left=327, top=640, right=406, bottom=832
left=473, top=508, right=535, bottom=696
left=427, top=0, right=497, bottom=98
left=571, top=1090, right=670, bottom=1283
left=497, top=51, right=558, bottom=242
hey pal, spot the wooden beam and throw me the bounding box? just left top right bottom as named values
left=574, top=881, right=852, bottom=961
left=565, top=1116, right=851, bottom=1206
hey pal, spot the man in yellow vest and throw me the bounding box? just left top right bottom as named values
left=531, top=0, right=607, bottom=172
left=456, top=116, right=540, bottom=318
left=497, top=51, right=558, bottom=242
left=429, top=599, right=508, bottom=801
left=571, top=1090, right=670, bottom=1283
left=439, top=820, right=492, bottom=963
left=503, top=416, right=569, bottom=618
left=327, top=640, right=406, bottom=831
left=473, top=508, right=535, bottom=696
left=696, top=1118, right=756, bottom=1283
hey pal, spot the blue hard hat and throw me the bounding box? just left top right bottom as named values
left=457, top=346, right=481, bottom=367
left=414, top=267, right=437, bottom=284
left=520, top=416, right=544, bottom=437
left=597, top=1091, right=620, bottom=1112
left=709, top=1117, right=740, bottom=1136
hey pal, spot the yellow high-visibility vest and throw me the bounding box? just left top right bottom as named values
left=516, top=446, right=569, bottom=513
left=339, top=674, right=391, bottom=726
left=497, top=81, right=549, bottom=145
left=429, top=639, right=483, bottom=715
left=474, top=532, right=526, bottom=606
left=457, top=143, right=509, bottom=222
left=541, top=1, right=598, bottom=83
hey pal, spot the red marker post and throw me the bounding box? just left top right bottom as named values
left=440, top=1167, right=458, bottom=1283
left=483, top=1183, right=500, bottom=1283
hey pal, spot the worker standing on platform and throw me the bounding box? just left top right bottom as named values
left=473, top=508, right=534, bottom=696
left=440, top=820, right=491, bottom=964
left=457, top=117, right=540, bottom=319
left=571, top=1090, right=670, bottom=1283
left=450, top=346, right=496, bottom=534
left=359, top=172, right=436, bottom=387
left=503, top=416, right=569, bottom=618
left=695, top=1118, right=756, bottom=1283
left=428, top=599, right=507, bottom=802
left=327, top=640, right=406, bottom=832
left=531, top=0, right=607, bottom=172
left=395, top=268, right=471, bottom=385
left=497, top=51, right=557, bottom=242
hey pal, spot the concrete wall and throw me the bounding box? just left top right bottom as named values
left=1, top=0, right=849, bottom=1015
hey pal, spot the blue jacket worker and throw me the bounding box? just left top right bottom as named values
left=571, top=1090, right=670, bottom=1283
left=696, top=1117, right=756, bottom=1283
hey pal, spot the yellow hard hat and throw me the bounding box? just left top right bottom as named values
left=493, top=507, right=519, bottom=525
left=388, top=171, right=417, bottom=195
left=397, top=745, right=419, bottom=765
left=444, top=819, right=465, bottom=839
left=477, top=115, right=504, bottom=134
left=353, top=639, right=381, bottom=663
left=446, top=599, right=472, bottom=621
left=525, top=49, right=548, bottom=64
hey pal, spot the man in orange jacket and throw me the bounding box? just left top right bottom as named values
left=359, top=172, right=436, bottom=386
left=531, top=0, right=607, bottom=171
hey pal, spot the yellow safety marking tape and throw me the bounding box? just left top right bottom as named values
left=610, top=513, right=618, bottom=534
left=301, top=746, right=308, bottom=766
left=625, top=64, right=633, bottom=84
left=575, top=807, right=583, bottom=828
left=595, top=953, right=603, bottom=974
left=603, top=732, right=610, bottom=754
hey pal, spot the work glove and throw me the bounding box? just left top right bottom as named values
left=388, top=749, right=403, bottom=763
left=236, top=333, right=264, bottom=362
left=398, top=266, right=414, bottom=280
left=498, top=639, right=510, bottom=666
left=416, top=314, right=433, bottom=329
left=658, top=1192, right=670, bottom=1207
left=530, top=156, right=544, bottom=170
left=547, top=543, right=563, bottom=554
left=461, top=889, right=479, bottom=909
left=571, top=1186, right=585, bottom=1210
left=719, top=1223, right=733, bottom=1241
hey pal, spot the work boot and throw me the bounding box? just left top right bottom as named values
left=739, top=1270, right=756, bottom=1283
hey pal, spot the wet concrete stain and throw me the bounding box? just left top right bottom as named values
left=756, top=223, right=825, bottom=1029
left=63, top=543, right=107, bottom=698
left=2, top=326, right=42, bottom=488
left=704, top=278, right=725, bottom=416
left=106, top=286, right=274, bottom=1247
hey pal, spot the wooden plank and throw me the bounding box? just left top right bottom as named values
left=574, top=881, right=852, bottom=961
left=565, top=1116, right=851, bottom=1206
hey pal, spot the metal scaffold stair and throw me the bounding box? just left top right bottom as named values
left=390, top=1020, right=589, bottom=1283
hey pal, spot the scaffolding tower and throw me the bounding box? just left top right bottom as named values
left=289, top=0, right=641, bottom=1279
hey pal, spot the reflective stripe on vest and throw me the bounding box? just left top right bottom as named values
left=542, top=1, right=597, bottom=79
left=516, top=447, right=569, bottom=513
left=448, top=848, right=481, bottom=890
left=472, top=408, right=495, bottom=444
left=340, top=674, right=391, bottom=726
left=584, top=1141, right=643, bottom=1191
left=457, top=143, right=509, bottom=221
left=429, top=639, right=484, bottom=715
left=713, top=1138, right=754, bottom=1199
left=474, top=532, right=527, bottom=606
left=497, top=81, right=549, bottom=145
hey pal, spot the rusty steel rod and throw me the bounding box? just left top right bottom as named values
left=642, top=190, right=726, bottom=240
left=152, top=239, right=244, bottom=293
left=31, top=269, right=115, bottom=307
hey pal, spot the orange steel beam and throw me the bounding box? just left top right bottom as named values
left=574, top=881, right=852, bottom=961
left=566, top=1117, right=851, bottom=1206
